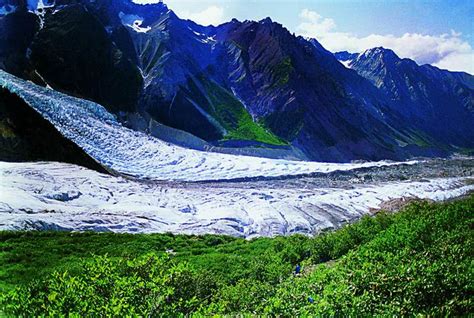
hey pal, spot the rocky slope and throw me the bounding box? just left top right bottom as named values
left=337, top=48, right=474, bottom=148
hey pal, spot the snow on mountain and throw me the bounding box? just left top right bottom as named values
left=27, top=0, right=55, bottom=13
left=0, top=70, right=418, bottom=182
left=340, top=60, right=352, bottom=69
left=334, top=51, right=359, bottom=68
left=1, top=161, right=472, bottom=237
left=118, top=12, right=151, bottom=33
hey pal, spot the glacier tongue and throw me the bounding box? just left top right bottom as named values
left=0, top=70, right=418, bottom=182
left=1, top=161, right=472, bottom=237
left=1, top=70, right=472, bottom=237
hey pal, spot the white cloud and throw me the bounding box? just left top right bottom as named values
left=178, top=5, right=225, bottom=26
left=299, top=9, right=335, bottom=35
left=298, top=9, right=474, bottom=74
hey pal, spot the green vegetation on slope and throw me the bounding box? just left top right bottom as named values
left=0, top=196, right=473, bottom=316
left=201, top=78, right=287, bottom=146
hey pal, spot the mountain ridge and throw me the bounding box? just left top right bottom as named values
left=335, top=47, right=474, bottom=147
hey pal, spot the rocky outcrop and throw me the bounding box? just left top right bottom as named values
left=29, top=5, right=142, bottom=113
left=0, top=11, right=39, bottom=79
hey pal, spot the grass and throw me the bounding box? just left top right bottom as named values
left=0, top=195, right=472, bottom=316
left=200, top=78, right=288, bottom=146
left=0, top=231, right=283, bottom=293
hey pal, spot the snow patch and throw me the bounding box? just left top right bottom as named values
left=26, top=0, right=55, bottom=12
left=119, top=12, right=151, bottom=33
left=189, top=27, right=216, bottom=44
left=340, top=60, right=352, bottom=69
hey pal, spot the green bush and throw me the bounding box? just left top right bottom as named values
left=1, top=196, right=472, bottom=316
left=1, top=253, right=217, bottom=316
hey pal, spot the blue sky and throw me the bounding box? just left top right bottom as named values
left=136, top=0, right=474, bottom=73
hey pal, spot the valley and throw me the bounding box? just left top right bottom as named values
left=0, top=0, right=473, bottom=316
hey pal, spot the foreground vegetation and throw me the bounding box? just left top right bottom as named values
left=0, top=195, right=472, bottom=316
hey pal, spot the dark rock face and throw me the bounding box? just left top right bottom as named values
left=29, top=5, right=142, bottom=113
left=0, top=88, right=108, bottom=173
left=0, top=11, right=39, bottom=78
left=214, top=20, right=411, bottom=161
left=1, top=0, right=473, bottom=161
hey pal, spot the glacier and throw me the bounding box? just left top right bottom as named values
left=0, top=70, right=418, bottom=182
left=1, top=161, right=473, bottom=237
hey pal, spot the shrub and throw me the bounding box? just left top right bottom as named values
left=1, top=196, right=472, bottom=316
left=1, top=253, right=217, bottom=316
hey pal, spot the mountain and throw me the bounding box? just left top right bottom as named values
left=212, top=19, right=433, bottom=161
left=0, top=9, right=39, bottom=79
left=334, top=51, right=358, bottom=62
left=1, top=0, right=473, bottom=162
left=336, top=47, right=474, bottom=149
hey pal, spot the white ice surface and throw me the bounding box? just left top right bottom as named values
left=0, top=70, right=419, bottom=182
left=1, top=161, right=472, bottom=237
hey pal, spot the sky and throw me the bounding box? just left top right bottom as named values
left=135, top=0, right=474, bottom=74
